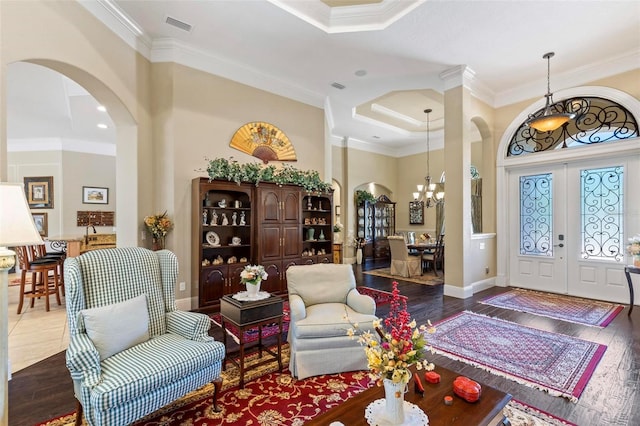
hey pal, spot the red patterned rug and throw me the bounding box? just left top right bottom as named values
left=38, top=346, right=575, bottom=426
left=209, top=287, right=396, bottom=344
left=428, top=311, right=607, bottom=402
left=480, top=288, right=624, bottom=327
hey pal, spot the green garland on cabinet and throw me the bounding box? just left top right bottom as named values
left=205, top=157, right=332, bottom=193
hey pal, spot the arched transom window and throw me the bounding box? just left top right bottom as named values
left=508, top=97, right=638, bottom=157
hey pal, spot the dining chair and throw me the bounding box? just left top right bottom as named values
left=388, top=236, right=421, bottom=277
left=422, top=234, right=444, bottom=275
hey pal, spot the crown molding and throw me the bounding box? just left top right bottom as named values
left=78, top=0, right=152, bottom=59
left=150, top=38, right=325, bottom=108
left=494, top=50, right=640, bottom=107
left=8, top=138, right=116, bottom=156
left=267, top=0, right=425, bottom=34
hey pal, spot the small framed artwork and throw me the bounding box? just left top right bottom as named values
left=82, top=186, right=109, bottom=204
left=24, top=176, right=54, bottom=209
left=32, top=212, right=48, bottom=237
left=409, top=201, right=424, bottom=225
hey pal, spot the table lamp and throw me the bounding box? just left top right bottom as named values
left=0, top=183, right=44, bottom=424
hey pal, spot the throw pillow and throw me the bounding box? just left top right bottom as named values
left=80, top=294, right=150, bottom=360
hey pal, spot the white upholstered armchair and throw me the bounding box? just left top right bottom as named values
left=65, top=247, right=225, bottom=426
left=286, top=263, right=378, bottom=379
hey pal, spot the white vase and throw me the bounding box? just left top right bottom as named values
left=383, top=378, right=407, bottom=424
left=356, top=248, right=363, bottom=265
left=246, top=280, right=261, bottom=297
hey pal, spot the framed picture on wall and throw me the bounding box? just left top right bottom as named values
left=24, top=176, right=54, bottom=209
left=409, top=201, right=424, bottom=225
left=32, top=212, right=48, bottom=237
left=82, top=186, right=109, bottom=204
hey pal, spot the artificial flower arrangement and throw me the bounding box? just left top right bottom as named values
left=333, top=222, right=343, bottom=233
left=240, top=264, right=268, bottom=286
left=626, top=235, right=640, bottom=256
left=143, top=211, right=173, bottom=239
left=347, top=281, right=436, bottom=385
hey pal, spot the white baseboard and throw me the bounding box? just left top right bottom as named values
left=444, top=277, right=497, bottom=299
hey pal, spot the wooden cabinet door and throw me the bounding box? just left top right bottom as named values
left=227, top=263, right=246, bottom=295
left=199, top=266, right=227, bottom=307
left=261, top=261, right=282, bottom=293
left=281, top=188, right=301, bottom=223
left=283, top=224, right=301, bottom=258
left=258, top=187, right=281, bottom=223
left=258, top=225, right=282, bottom=262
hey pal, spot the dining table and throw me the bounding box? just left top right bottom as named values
left=407, top=242, right=442, bottom=275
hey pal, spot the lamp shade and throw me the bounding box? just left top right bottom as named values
left=0, top=183, right=43, bottom=246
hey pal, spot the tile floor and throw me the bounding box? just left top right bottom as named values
left=7, top=273, right=69, bottom=374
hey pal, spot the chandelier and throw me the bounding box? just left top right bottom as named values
left=413, top=108, right=444, bottom=208
left=525, top=52, right=576, bottom=132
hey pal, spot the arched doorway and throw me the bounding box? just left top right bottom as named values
left=496, top=87, right=640, bottom=303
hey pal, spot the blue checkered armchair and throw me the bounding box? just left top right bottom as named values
left=65, top=247, right=225, bottom=426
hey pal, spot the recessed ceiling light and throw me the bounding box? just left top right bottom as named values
left=355, top=70, right=367, bottom=77
left=372, top=135, right=380, bottom=139
left=97, top=105, right=107, bottom=112
left=331, top=82, right=346, bottom=90
left=97, top=123, right=108, bottom=129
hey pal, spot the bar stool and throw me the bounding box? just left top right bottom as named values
left=34, top=244, right=66, bottom=295
left=15, top=245, right=62, bottom=314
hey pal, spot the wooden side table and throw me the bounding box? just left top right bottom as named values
left=220, top=294, right=283, bottom=387
left=624, top=265, right=638, bottom=315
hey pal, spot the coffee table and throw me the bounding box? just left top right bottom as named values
left=305, top=364, right=511, bottom=425
left=220, top=294, right=283, bottom=388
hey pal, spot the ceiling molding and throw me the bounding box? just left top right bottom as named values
left=78, top=0, right=152, bottom=59
left=267, top=0, right=425, bottom=34
left=8, top=138, right=116, bottom=156
left=494, top=49, right=640, bottom=108
left=150, top=38, right=325, bottom=108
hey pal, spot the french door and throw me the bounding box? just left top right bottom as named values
left=509, top=155, right=638, bottom=303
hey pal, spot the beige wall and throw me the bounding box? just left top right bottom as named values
left=7, top=150, right=116, bottom=237
left=152, top=63, right=325, bottom=301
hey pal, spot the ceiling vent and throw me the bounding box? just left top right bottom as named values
left=331, top=82, right=346, bottom=90
left=165, top=16, right=193, bottom=33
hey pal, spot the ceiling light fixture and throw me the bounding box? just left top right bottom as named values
left=97, top=123, right=108, bottom=129
left=525, top=52, right=575, bottom=132
left=97, top=105, right=107, bottom=112
left=413, top=109, right=443, bottom=208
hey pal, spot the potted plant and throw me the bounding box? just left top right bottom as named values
left=355, top=190, right=376, bottom=206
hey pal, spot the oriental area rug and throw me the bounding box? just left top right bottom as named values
left=363, top=268, right=444, bottom=286
left=209, top=287, right=395, bottom=344
left=480, top=288, right=624, bottom=327
left=427, top=311, right=607, bottom=402
left=39, top=345, right=575, bottom=426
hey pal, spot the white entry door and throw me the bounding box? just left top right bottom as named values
left=509, top=164, right=567, bottom=294
left=509, top=155, right=638, bottom=303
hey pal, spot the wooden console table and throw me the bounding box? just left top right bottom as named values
left=624, top=265, right=638, bottom=315
left=305, top=364, right=511, bottom=426
left=220, top=294, right=283, bottom=388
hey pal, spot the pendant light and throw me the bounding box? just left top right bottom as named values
left=413, top=109, right=443, bottom=207
left=525, top=52, right=575, bottom=132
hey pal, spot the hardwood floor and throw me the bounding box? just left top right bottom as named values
left=9, top=260, right=640, bottom=425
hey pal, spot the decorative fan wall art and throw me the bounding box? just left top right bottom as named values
left=230, top=122, right=297, bottom=164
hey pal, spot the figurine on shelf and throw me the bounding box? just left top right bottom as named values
left=302, top=249, right=309, bottom=257
left=307, top=197, right=312, bottom=210
left=239, top=211, right=246, bottom=226
left=210, top=210, right=218, bottom=226
left=227, top=256, right=237, bottom=264
left=232, top=211, right=237, bottom=226
left=201, top=258, right=210, bottom=266
left=318, top=200, right=323, bottom=210
left=239, top=256, right=248, bottom=263
left=213, top=255, right=224, bottom=265
left=202, top=210, right=208, bottom=225
left=221, top=213, right=229, bottom=226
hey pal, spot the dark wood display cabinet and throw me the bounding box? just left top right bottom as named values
left=192, top=178, right=334, bottom=312
left=356, top=194, right=396, bottom=262
left=192, top=178, right=253, bottom=311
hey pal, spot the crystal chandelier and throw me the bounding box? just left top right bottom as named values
left=525, top=52, right=576, bottom=132
left=413, top=108, right=444, bottom=208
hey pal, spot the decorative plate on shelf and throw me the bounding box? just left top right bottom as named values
left=206, top=231, right=220, bottom=246
left=358, top=207, right=365, bottom=216
left=359, top=218, right=365, bottom=225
